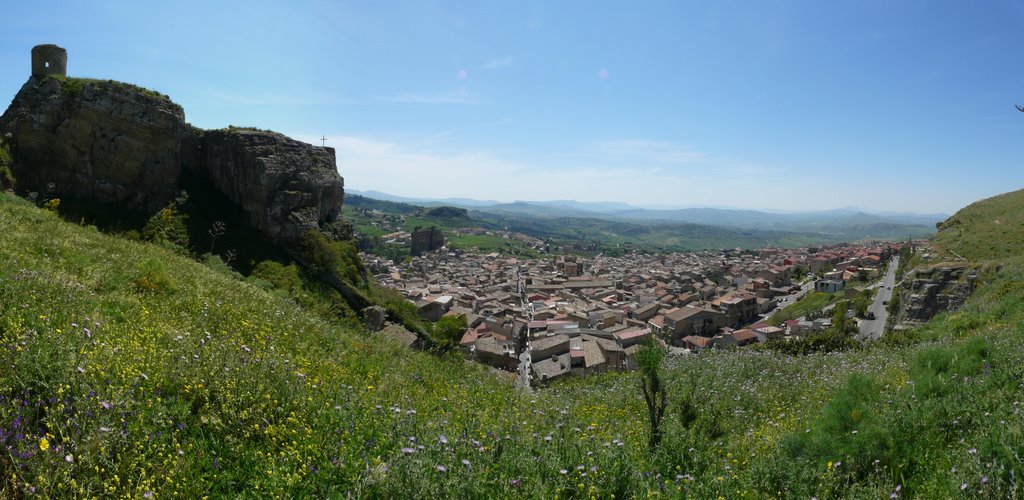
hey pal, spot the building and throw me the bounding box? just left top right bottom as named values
left=411, top=226, right=445, bottom=256
left=815, top=279, right=845, bottom=293
left=661, top=306, right=727, bottom=345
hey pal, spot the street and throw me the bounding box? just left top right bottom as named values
left=761, top=278, right=814, bottom=320
left=857, top=256, right=899, bottom=341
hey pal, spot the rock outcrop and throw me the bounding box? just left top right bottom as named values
left=411, top=226, right=445, bottom=257
left=0, top=52, right=346, bottom=246
left=198, top=129, right=344, bottom=244
left=0, top=76, right=189, bottom=209
left=892, top=265, right=976, bottom=329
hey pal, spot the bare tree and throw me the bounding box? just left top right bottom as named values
left=207, top=221, right=226, bottom=254
left=223, top=249, right=237, bottom=267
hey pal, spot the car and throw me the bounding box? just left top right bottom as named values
left=866, top=312, right=876, bottom=320
left=882, top=300, right=888, bottom=306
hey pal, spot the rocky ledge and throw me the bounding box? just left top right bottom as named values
left=891, top=265, right=976, bottom=329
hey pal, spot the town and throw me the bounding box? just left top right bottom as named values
left=363, top=235, right=909, bottom=385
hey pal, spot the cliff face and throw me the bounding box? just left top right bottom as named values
left=904, top=266, right=975, bottom=320
left=0, top=76, right=189, bottom=209
left=891, top=264, right=977, bottom=331
left=0, top=75, right=345, bottom=246
left=200, top=129, right=344, bottom=244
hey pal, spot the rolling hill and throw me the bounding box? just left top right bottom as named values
left=347, top=191, right=938, bottom=249
left=932, top=187, right=1024, bottom=261
left=346, top=192, right=935, bottom=257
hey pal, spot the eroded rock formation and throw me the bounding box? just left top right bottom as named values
left=892, top=265, right=976, bottom=329
left=0, top=76, right=189, bottom=209
left=198, top=129, right=344, bottom=244
left=0, top=45, right=346, bottom=247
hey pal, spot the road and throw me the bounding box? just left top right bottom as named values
left=761, top=278, right=814, bottom=320
left=857, top=256, right=899, bottom=341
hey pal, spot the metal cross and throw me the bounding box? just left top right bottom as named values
left=321, top=135, right=327, bottom=147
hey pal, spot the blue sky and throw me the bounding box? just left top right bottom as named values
left=2, top=0, right=1023, bottom=213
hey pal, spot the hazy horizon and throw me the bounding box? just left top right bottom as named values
left=3, top=1, right=1023, bottom=214
left=346, top=188, right=951, bottom=217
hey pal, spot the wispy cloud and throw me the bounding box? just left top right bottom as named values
left=206, top=91, right=355, bottom=106
left=479, top=56, right=513, bottom=70
left=376, top=90, right=477, bottom=105
left=290, top=134, right=712, bottom=204
left=585, top=139, right=706, bottom=165
left=286, top=133, right=915, bottom=211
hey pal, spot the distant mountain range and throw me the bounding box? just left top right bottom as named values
left=346, top=189, right=948, bottom=233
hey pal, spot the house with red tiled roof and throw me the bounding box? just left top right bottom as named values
left=682, top=335, right=711, bottom=350
left=730, top=329, right=759, bottom=346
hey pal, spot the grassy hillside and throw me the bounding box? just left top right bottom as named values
left=933, top=187, right=1024, bottom=261
left=3, top=191, right=1024, bottom=497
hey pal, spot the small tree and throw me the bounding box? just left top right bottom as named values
left=831, top=300, right=853, bottom=334
left=143, top=192, right=191, bottom=252
left=428, top=314, right=469, bottom=354
left=636, top=338, right=668, bottom=448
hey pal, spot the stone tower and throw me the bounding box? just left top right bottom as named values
left=31, top=44, right=67, bottom=78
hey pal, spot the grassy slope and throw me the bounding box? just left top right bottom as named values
left=2, top=191, right=1024, bottom=497
left=767, top=291, right=842, bottom=325
left=932, top=187, right=1024, bottom=261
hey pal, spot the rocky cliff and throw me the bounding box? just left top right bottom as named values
left=198, top=129, right=345, bottom=244
left=0, top=74, right=346, bottom=246
left=0, top=76, right=189, bottom=209
left=890, top=260, right=977, bottom=331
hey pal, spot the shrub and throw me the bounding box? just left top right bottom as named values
left=143, top=193, right=191, bottom=252
left=0, top=140, right=14, bottom=190
left=132, top=257, right=174, bottom=294
left=425, top=314, right=468, bottom=353
left=249, top=260, right=305, bottom=294
left=296, top=230, right=339, bottom=274
left=202, top=253, right=243, bottom=280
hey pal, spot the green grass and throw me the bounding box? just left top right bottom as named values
left=446, top=233, right=540, bottom=257
left=43, top=75, right=183, bottom=113
left=933, top=187, right=1024, bottom=261
left=344, top=205, right=541, bottom=258
left=3, top=190, right=1024, bottom=497
left=768, top=291, right=842, bottom=325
